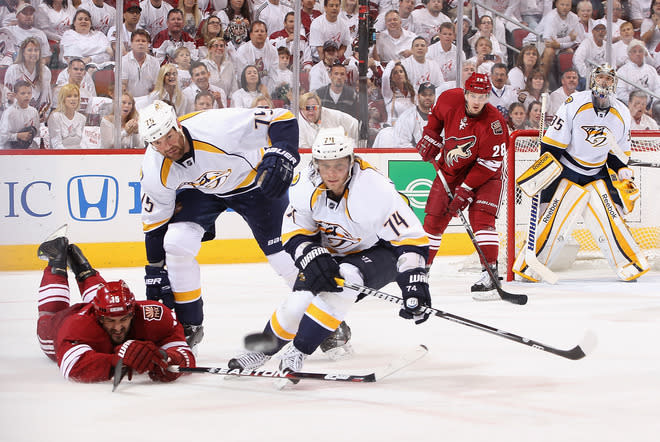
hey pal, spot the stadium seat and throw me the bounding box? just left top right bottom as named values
left=300, top=71, right=309, bottom=93
left=512, top=29, right=531, bottom=49
left=93, top=69, right=115, bottom=97
left=0, top=66, right=6, bottom=85
left=558, top=52, right=574, bottom=74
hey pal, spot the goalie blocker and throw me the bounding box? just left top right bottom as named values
left=513, top=179, right=649, bottom=282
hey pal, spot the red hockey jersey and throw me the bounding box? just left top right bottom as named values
left=425, top=88, right=509, bottom=189
left=51, top=300, right=191, bottom=383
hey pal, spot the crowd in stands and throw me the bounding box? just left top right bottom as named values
left=1, top=0, right=660, bottom=150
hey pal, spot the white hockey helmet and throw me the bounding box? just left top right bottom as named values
left=590, top=64, right=617, bottom=99
left=138, top=100, right=180, bottom=145
left=311, top=127, right=354, bottom=161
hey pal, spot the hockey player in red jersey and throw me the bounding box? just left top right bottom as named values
left=416, top=72, right=509, bottom=300
left=36, top=227, right=195, bottom=383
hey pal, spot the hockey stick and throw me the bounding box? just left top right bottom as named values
left=628, top=159, right=660, bottom=168
left=522, top=93, right=559, bottom=284
left=112, top=358, right=126, bottom=392
left=434, top=167, right=528, bottom=305
left=605, top=131, right=660, bottom=168
left=336, top=278, right=596, bottom=360
left=169, top=345, right=428, bottom=383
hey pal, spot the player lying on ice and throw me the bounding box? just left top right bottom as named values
left=36, top=227, right=195, bottom=383
left=228, top=127, right=432, bottom=374
left=512, top=64, right=649, bottom=282
left=415, top=72, right=510, bottom=300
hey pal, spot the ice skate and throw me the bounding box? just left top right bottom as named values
left=37, top=225, right=69, bottom=276
left=471, top=265, right=499, bottom=301
left=320, top=321, right=354, bottom=361
left=275, top=343, right=308, bottom=389
left=228, top=352, right=271, bottom=371
left=67, top=244, right=96, bottom=282
left=183, top=324, right=204, bottom=354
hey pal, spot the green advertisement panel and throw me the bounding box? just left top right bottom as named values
left=388, top=160, right=437, bottom=224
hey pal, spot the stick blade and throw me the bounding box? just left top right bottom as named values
left=112, top=358, right=124, bottom=392
left=244, top=332, right=279, bottom=353
left=375, top=344, right=428, bottom=381
left=525, top=250, right=559, bottom=284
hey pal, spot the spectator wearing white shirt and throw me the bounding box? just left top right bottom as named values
left=339, top=0, right=359, bottom=42
left=539, top=0, right=579, bottom=81
left=53, top=58, right=96, bottom=115
left=254, top=0, right=292, bottom=38
left=230, top=64, right=270, bottom=107
left=0, top=80, right=40, bottom=150
left=4, top=37, right=52, bottom=120
left=47, top=84, right=86, bottom=149
left=6, top=3, right=53, bottom=66
left=138, top=0, right=173, bottom=40
left=467, top=36, right=499, bottom=75
left=107, top=0, right=143, bottom=57
left=400, top=36, right=444, bottom=91
left=60, top=9, right=113, bottom=66
left=297, top=91, right=358, bottom=148
left=374, top=0, right=415, bottom=33
left=411, top=0, right=450, bottom=44
left=489, top=62, right=518, bottom=119
left=381, top=60, right=416, bottom=126
left=79, top=0, right=116, bottom=35
left=183, top=60, right=228, bottom=108
left=265, top=46, right=294, bottom=101
left=308, top=40, right=339, bottom=91
left=547, top=68, right=579, bottom=118
left=616, top=39, right=660, bottom=105
left=640, top=0, right=660, bottom=52
left=614, top=21, right=636, bottom=68
left=393, top=81, right=435, bottom=148
left=146, top=63, right=191, bottom=115
left=629, top=90, right=660, bottom=129
left=508, top=44, right=540, bottom=94
left=173, top=46, right=193, bottom=89
left=308, top=0, right=352, bottom=62
left=235, top=20, right=279, bottom=81
left=427, top=21, right=464, bottom=82
left=373, top=10, right=416, bottom=65
left=467, top=15, right=506, bottom=64
left=202, top=36, right=238, bottom=97
left=121, top=29, right=160, bottom=98
left=631, top=0, right=654, bottom=32
left=573, top=20, right=608, bottom=82
left=100, top=92, right=142, bottom=148
left=268, top=11, right=313, bottom=70
left=35, top=0, right=76, bottom=44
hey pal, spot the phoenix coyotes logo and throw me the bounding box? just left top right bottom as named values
left=445, top=135, right=477, bottom=167
left=582, top=125, right=608, bottom=147
left=319, top=221, right=360, bottom=251
left=142, top=305, right=163, bottom=321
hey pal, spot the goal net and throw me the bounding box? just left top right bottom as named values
left=498, top=130, right=660, bottom=281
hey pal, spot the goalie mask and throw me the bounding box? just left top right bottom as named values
left=93, top=280, right=136, bottom=319
left=590, top=64, right=617, bottom=100
left=138, top=100, right=180, bottom=146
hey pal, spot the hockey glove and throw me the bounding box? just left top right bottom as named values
left=295, top=244, right=342, bottom=294
left=397, top=268, right=432, bottom=324
left=416, top=129, right=443, bottom=162
left=256, top=148, right=298, bottom=199
left=617, top=167, right=634, bottom=181
left=149, top=347, right=195, bottom=382
left=114, top=340, right=168, bottom=374
left=447, top=184, right=474, bottom=215
left=145, top=265, right=174, bottom=309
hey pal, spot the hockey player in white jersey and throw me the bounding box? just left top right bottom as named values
left=228, top=127, right=431, bottom=374
left=513, top=64, right=649, bottom=282
left=138, top=101, right=301, bottom=349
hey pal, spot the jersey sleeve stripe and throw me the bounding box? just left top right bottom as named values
left=178, top=111, right=202, bottom=122
left=391, top=236, right=430, bottom=247
left=310, top=187, right=325, bottom=210
left=272, top=110, right=296, bottom=122
left=236, top=168, right=258, bottom=189
left=282, top=228, right=317, bottom=245
left=60, top=344, right=93, bottom=379
left=143, top=218, right=170, bottom=232
left=173, top=288, right=202, bottom=303
left=160, top=158, right=173, bottom=187
left=193, top=140, right=227, bottom=153
left=160, top=341, right=189, bottom=350
left=541, top=135, right=568, bottom=148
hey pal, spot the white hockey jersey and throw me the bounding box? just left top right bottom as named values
left=140, top=107, right=298, bottom=232
left=542, top=90, right=631, bottom=174
left=281, top=158, right=428, bottom=257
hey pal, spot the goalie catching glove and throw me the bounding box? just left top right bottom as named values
left=610, top=167, right=640, bottom=213
left=295, top=244, right=342, bottom=294
left=396, top=269, right=432, bottom=324
left=416, top=129, right=443, bottom=162
left=256, top=148, right=298, bottom=198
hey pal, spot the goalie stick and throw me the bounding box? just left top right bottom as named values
left=605, top=130, right=660, bottom=168
left=169, top=345, right=428, bottom=383
left=336, top=278, right=596, bottom=360
left=433, top=165, right=528, bottom=305
left=627, top=159, right=660, bottom=168
left=522, top=93, right=559, bottom=284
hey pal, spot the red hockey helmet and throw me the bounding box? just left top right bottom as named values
left=464, top=72, right=492, bottom=94
left=93, top=280, right=136, bottom=318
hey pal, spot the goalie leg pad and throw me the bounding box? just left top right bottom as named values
left=582, top=180, right=649, bottom=281
left=516, top=152, right=563, bottom=197
left=512, top=179, right=589, bottom=280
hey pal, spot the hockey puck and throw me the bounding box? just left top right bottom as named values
left=244, top=333, right=279, bottom=353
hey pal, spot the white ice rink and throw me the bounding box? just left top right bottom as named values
left=1, top=258, right=659, bottom=442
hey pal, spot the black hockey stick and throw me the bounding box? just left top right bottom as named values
left=170, top=345, right=428, bottom=383
left=336, top=278, right=596, bottom=360
left=628, top=159, right=660, bottom=168
left=432, top=165, right=528, bottom=305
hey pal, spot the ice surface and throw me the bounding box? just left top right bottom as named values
left=1, top=259, right=659, bottom=442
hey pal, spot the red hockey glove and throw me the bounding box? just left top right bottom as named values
left=149, top=348, right=195, bottom=382
left=114, top=340, right=167, bottom=374
left=416, top=129, right=443, bottom=162
left=447, top=184, right=474, bottom=215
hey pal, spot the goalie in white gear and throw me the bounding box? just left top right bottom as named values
left=513, top=64, right=649, bottom=282
left=229, top=127, right=431, bottom=374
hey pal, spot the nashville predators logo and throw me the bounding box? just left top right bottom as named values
left=319, top=221, right=360, bottom=251
left=181, top=170, right=231, bottom=189
left=582, top=125, right=608, bottom=147
left=445, top=136, right=477, bottom=167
